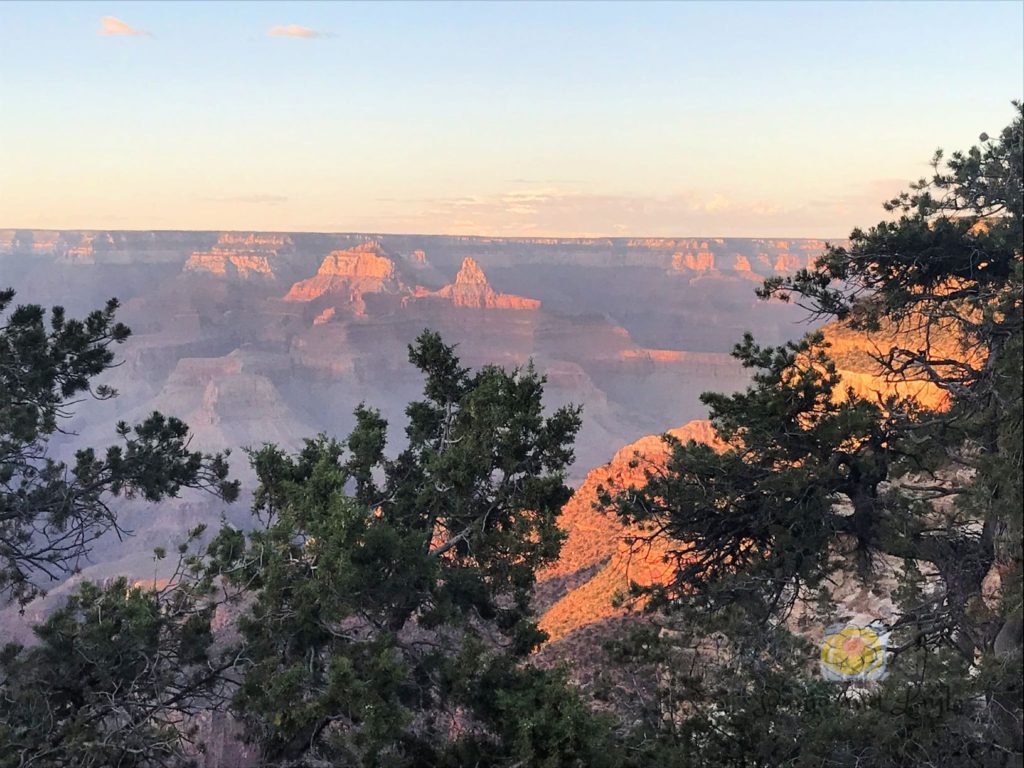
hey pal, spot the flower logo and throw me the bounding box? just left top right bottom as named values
left=820, top=624, right=888, bottom=681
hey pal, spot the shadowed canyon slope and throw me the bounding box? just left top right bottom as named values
left=1, top=229, right=834, bottom=628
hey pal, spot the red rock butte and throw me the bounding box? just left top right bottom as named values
left=672, top=250, right=716, bottom=272
left=184, top=232, right=293, bottom=280
left=413, top=257, right=541, bottom=310
left=283, top=242, right=402, bottom=306
left=185, top=249, right=276, bottom=279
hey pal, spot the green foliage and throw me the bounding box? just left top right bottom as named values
left=216, top=330, right=614, bottom=765
left=5, top=103, right=1020, bottom=767
left=0, top=290, right=239, bottom=604
left=440, top=649, right=623, bottom=768
left=608, top=331, right=901, bottom=616
left=0, top=529, right=229, bottom=768
left=610, top=103, right=1023, bottom=764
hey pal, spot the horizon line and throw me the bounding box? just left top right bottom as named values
left=0, top=226, right=848, bottom=242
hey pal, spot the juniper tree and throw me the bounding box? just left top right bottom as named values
left=0, top=290, right=240, bottom=764
left=212, top=330, right=620, bottom=767
left=608, top=104, right=1023, bottom=766
left=0, top=530, right=238, bottom=768
left=0, top=289, right=238, bottom=605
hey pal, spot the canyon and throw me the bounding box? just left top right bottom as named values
left=1, top=229, right=840, bottom=637
left=4, top=228, right=954, bottom=760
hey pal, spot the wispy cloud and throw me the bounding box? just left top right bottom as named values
left=98, top=16, right=150, bottom=37
left=202, top=194, right=289, bottom=206
left=507, top=178, right=583, bottom=186
left=370, top=187, right=846, bottom=238
left=267, top=24, right=324, bottom=39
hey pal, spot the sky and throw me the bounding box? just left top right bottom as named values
left=0, top=1, right=1021, bottom=238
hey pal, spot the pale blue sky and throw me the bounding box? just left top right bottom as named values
left=1, top=1, right=1021, bottom=236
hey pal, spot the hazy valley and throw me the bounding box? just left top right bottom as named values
left=0, top=229, right=827, bottom=473
left=0, top=229, right=823, bottom=631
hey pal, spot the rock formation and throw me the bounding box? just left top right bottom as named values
left=823, top=318, right=964, bottom=411
left=147, top=351, right=313, bottom=451
left=283, top=241, right=404, bottom=314
left=312, top=307, right=336, bottom=325
left=184, top=233, right=295, bottom=280
left=185, top=250, right=276, bottom=280
left=537, top=420, right=722, bottom=643
left=773, top=252, right=804, bottom=272
left=730, top=254, right=762, bottom=281
left=672, top=250, right=716, bottom=272
left=216, top=233, right=291, bottom=248
left=535, top=323, right=958, bottom=646
left=413, top=257, right=541, bottom=310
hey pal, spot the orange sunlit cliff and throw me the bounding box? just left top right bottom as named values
left=538, top=319, right=962, bottom=646
left=412, top=257, right=541, bottom=310
left=284, top=242, right=402, bottom=307
left=823, top=316, right=978, bottom=412
left=538, top=420, right=722, bottom=643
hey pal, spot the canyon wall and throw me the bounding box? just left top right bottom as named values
left=0, top=229, right=827, bottom=639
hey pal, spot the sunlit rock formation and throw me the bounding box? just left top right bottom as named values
left=536, top=322, right=957, bottom=646
left=185, top=251, right=275, bottom=280
left=312, top=307, right=336, bottom=325
left=672, top=250, right=716, bottom=272
left=537, top=420, right=722, bottom=643
left=774, top=252, right=804, bottom=272
left=412, top=257, right=541, bottom=310
left=283, top=241, right=405, bottom=313
left=183, top=233, right=294, bottom=281
left=730, top=254, right=762, bottom=280
left=823, top=318, right=965, bottom=411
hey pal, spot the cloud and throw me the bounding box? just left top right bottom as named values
left=268, top=24, right=324, bottom=39
left=202, top=194, right=289, bottom=206
left=507, top=177, right=583, bottom=186
left=376, top=187, right=846, bottom=239
left=500, top=189, right=563, bottom=216
left=697, top=193, right=733, bottom=213
left=98, top=16, right=150, bottom=37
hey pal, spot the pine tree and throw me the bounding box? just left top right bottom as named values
left=0, top=530, right=234, bottom=768
left=0, top=291, right=240, bottom=764
left=212, top=330, right=620, bottom=766
left=0, top=290, right=238, bottom=605
left=608, top=104, right=1023, bottom=765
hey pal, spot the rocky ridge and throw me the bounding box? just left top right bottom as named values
left=184, top=233, right=294, bottom=281
left=535, top=321, right=955, bottom=650
left=283, top=241, right=404, bottom=313
left=537, top=420, right=721, bottom=643
left=412, top=257, right=541, bottom=310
